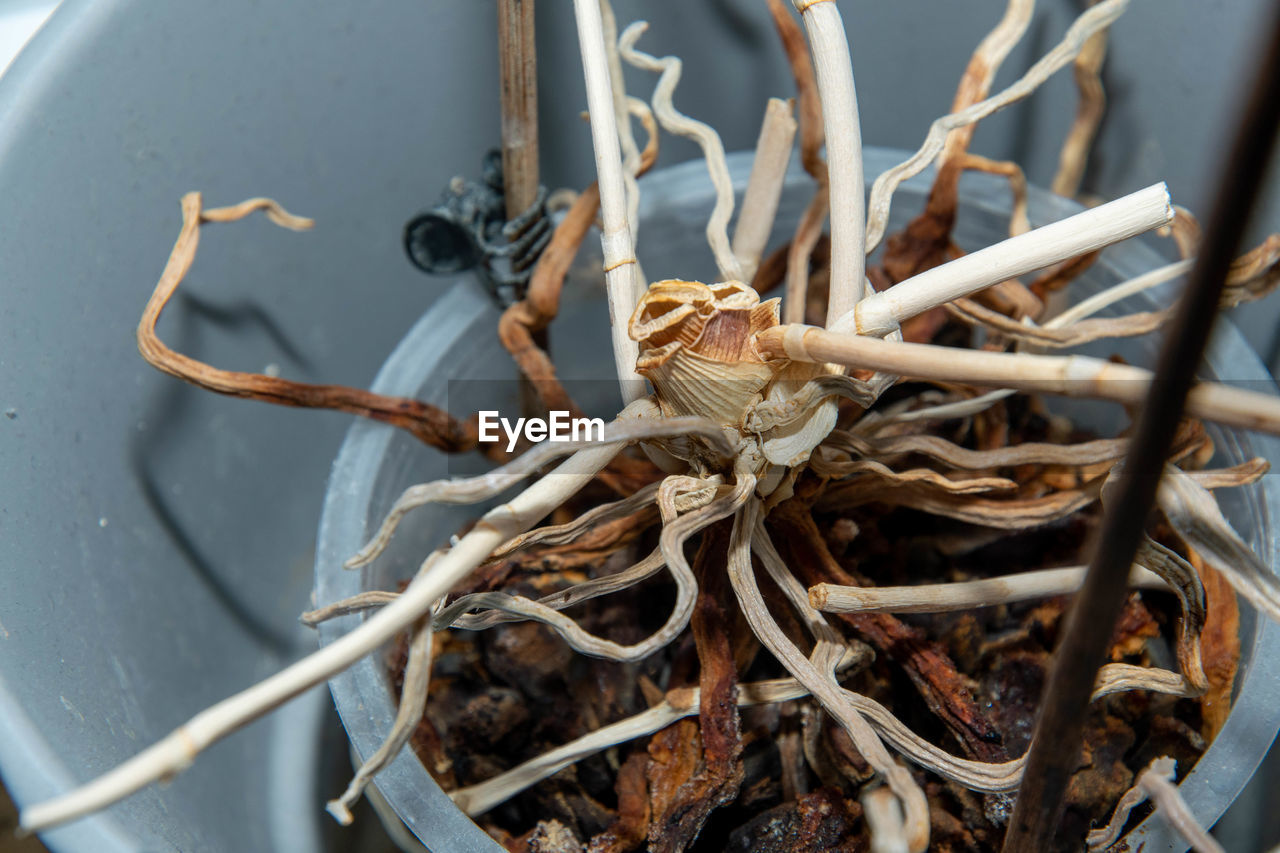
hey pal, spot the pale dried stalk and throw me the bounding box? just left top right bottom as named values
left=1158, top=464, right=1280, bottom=623
left=962, top=153, right=1031, bottom=236
left=19, top=434, right=627, bottom=833
left=196, top=197, right=314, bottom=228
left=808, top=454, right=1016, bottom=494
left=830, top=656, right=1193, bottom=795
left=864, top=0, right=1129, bottom=253
left=435, top=586, right=674, bottom=661
left=840, top=183, right=1173, bottom=336
left=345, top=412, right=730, bottom=569
left=1039, top=235, right=1279, bottom=337
left=450, top=547, right=666, bottom=630
left=449, top=675, right=819, bottom=817
left=863, top=787, right=909, bottom=853
left=434, top=473, right=752, bottom=662
left=938, top=0, right=1035, bottom=170
left=1086, top=756, right=1175, bottom=850
left=1222, top=233, right=1280, bottom=307
left=791, top=0, right=867, bottom=320
left=866, top=387, right=1015, bottom=426
left=300, top=590, right=401, bottom=626
left=766, top=0, right=828, bottom=323
left=598, top=0, right=644, bottom=246
left=326, top=610, right=436, bottom=824
left=571, top=0, right=644, bottom=400
left=810, top=565, right=1166, bottom=615
left=309, top=547, right=669, bottom=634
left=751, top=517, right=855, bottom=654
left=1041, top=260, right=1192, bottom=327
left=1049, top=258, right=1187, bottom=325
left=817, top=478, right=1098, bottom=530
left=619, top=22, right=744, bottom=282
left=1135, top=538, right=1209, bottom=692
left=1093, top=664, right=1195, bottom=698
left=726, top=500, right=931, bottom=853
left=491, top=480, right=659, bottom=557
left=1052, top=5, right=1110, bottom=199
left=758, top=324, right=1280, bottom=436
left=827, top=430, right=1128, bottom=469
left=1188, top=458, right=1270, bottom=490
left=948, top=297, right=1170, bottom=349
left=1138, top=759, right=1225, bottom=853
left=733, top=97, right=798, bottom=282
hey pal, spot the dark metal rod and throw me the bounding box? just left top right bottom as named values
left=1002, top=8, right=1280, bottom=851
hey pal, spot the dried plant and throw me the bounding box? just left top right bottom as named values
left=20, top=1, right=1280, bottom=851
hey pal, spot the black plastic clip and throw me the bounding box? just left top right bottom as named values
left=403, top=150, right=550, bottom=306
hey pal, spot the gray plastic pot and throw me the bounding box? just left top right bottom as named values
left=314, top=147, right=1280, bottom=851
left=2, top=1, right=1278, bottom=850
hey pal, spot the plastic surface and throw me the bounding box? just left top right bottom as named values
left=0, top=1, right=508, bottom=850
left=316, top=148, right=1280, bottom=851
left=2, top=0, right=1277, bottom=848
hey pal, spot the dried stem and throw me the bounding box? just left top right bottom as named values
left=810, top=565, right=1166, bottom=615
left=498, top=0, right=540, bottom=218
left=300, top=590, right=401, bottom=626
left=785, top=189, right=830, bottom=324
left=947, top=297, right=1169, bottom=349
left=1041, top=259, right=1191, bottom=328
left=726, top=500, right=931, bottom=853
left=758, top=324, right=1280, bottom=436
left=732, top=97, right=798, bottom=282
left=961, top=153, right=1031, bottom=236
left=598, top=0, right=642, bottom=242
left=439, top=471, right=752, bottom=663
left=827, top=430, right=1128, bottom=469
left=766, top=0, right=829, bottom=324
left=840, top=183, right=1173, bottom=336
left=790, top=0, right=867, bottom=321
left=571, top=0, right=644, bottom=401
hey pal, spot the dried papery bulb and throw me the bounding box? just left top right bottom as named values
left=630, top=279, right=782, bottom=427
left=629, top=279, right=844, bottom=479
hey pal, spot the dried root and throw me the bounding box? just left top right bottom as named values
left=139, top=192, right=504, bottom=457
left=1087, top=757, right=1224, bottom=853
left=865, top=0, right=1130, bottom=253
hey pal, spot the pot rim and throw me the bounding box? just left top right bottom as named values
left=316, top=147, right=1280, bottom=851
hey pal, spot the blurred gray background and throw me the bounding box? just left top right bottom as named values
left=0, top=0, right=1277, bottom=851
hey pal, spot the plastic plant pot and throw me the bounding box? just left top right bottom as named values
left=313, top=147, right=1280, bottom=852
